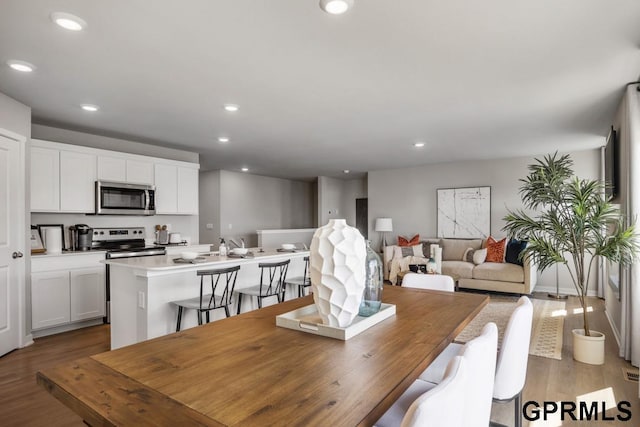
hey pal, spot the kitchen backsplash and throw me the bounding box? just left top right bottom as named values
left=30, top=213, right=201, bottom=247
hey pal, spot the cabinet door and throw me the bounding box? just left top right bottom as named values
left=70, top=267, right=105, bottom=321
left=126, top=159, right=154, bottom=184
left=31, top=271, right=70, bottom=329
left=177, top=167, right=199, bottom=214
left=97, top=156, right=126, bottom=182
left=60, top=151, right=97, bottom=212
left=30, top=147, right=60, bottom=211
left=154, top=163, right=178, bottom=214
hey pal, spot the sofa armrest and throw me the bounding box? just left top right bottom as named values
left=523, top=256, right=538, bottom=294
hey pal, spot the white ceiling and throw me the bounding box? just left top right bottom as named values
left=1, top=0, right=639, bottom=180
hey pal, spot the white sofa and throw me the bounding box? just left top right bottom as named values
left=383, top=238, right=537, bottom=294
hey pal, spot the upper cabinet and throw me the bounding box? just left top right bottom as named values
left=154, top=163, right=199, bottom=215
left=97, top=156, right=154, bottom=185
left=60, top=150, right=97, bottom=212
left=31, top=146, right=60, bottom=211
left=31, top=139, right=199, bottom=215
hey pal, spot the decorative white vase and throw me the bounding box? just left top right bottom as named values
left=572, top=329, right=605, bottom=365
left=310, top=219, right=366, bottom=327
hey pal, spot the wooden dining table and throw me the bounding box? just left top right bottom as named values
left=37, top=285, right=488, bottom=427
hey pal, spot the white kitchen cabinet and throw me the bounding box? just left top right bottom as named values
left=70, top=267, right=106, bottom=321
left=177, top=166, right=199, bottom=214
left=30, top=146, right=60, bottom=211
left=126, top=159, right=154, bottom=184
left=97, top=156, right=126, bottom=181
left=31, top=253, right=106, bottom=335
left=60, top=150, right=97, bottom=212
left=154, top=163, right=178, bottom=213
left=97, top=156, right=154, bottom=185
left=31, top=271, right=71, bottom=329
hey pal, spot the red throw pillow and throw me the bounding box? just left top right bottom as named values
left=398, top=234, right=420, bottom=247
left=484, top=236, right=506, bottom=263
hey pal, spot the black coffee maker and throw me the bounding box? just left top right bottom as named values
left=70, top=224, right=93, bottom=251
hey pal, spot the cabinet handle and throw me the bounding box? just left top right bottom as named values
left=12, top=251, right=24, bottom=259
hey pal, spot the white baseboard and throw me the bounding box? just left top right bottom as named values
left=604, top=309, right=622, bottom=353
left=533, top=285, right=599, bottom=297
left=32, top=318, right=104, bottom=339
left=20, top=333, right=34, bottom=348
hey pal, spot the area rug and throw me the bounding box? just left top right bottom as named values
left=454, top=298, right=565, bottom=360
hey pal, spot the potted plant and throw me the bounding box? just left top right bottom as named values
left=503, top=152, right=639, bottom=364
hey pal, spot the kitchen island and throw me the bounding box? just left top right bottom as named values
left=105, top=249, right=309, bottom=349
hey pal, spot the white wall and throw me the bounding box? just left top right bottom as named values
left=199, top=170, right=220, bottom=245
left=317, top=176, right=367, bottom=227
left=32, top=124, right=198, bottom=163
left=217, top=171, right=315, bottom=247
left=0, top=93, right=31, bottom=137
left=368, top=149, right=601, bottom=294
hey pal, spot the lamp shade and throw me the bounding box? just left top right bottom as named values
left=375, top=218, right=393, bottom=232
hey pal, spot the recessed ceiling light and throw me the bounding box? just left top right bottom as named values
left=7, top=60, right=35, bottom=72
left=241, top=167, right=249, bottom=172
left=343, top=170, right=350, bottom=174
left=218, top=137, right=230, bottom=143
left=51, top=12, right=87, bottom=31
left=414, top=142, right=426, bottom=148
left=223, top=104, right=239, bottom=112
left=80, top=104, right=99, bottom=112
left=320, top=0, right=354, bottom=15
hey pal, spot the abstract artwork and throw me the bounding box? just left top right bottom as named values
left=437, top=186, right=491, bottom=238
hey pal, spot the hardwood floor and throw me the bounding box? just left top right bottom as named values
left=0, top=295, right=637, bottom=426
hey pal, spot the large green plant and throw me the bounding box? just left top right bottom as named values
left=503, top=153, right=639, bottom=336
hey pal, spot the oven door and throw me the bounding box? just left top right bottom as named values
left=96, top=181, right=156, bottom=215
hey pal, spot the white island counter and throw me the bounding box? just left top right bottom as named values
left=105, top=249, right=309, bottom=349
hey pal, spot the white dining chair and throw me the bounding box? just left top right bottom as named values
left=401, top=272, right=455, bottom=292
left=375, top=356, right=467, bottom=427
left=419, top=296, right=533, bottom=427
left=376, top=322, right=498, bottom=427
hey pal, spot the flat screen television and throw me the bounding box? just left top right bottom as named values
left=604, top=126, right=619, bottom=202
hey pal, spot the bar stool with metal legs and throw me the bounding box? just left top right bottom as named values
left=236, top=259, right=290, bottom=314
left=172, top=265, right=240, bottom=332
left=284, top=256, right=311, bottom=298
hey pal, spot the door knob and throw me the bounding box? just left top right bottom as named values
left=12, top=251, right=23, bottom=259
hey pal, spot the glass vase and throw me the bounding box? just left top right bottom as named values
left=359, top=240, right=384, bottom=317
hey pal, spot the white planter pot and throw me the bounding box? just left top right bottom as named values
left=309, top=219, right=366, bottom=327
left=572, top=329, right=605, bottom=365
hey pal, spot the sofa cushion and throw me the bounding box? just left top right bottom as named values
left=485, top=236, right=506, bottom=263
left=505, top=239, right=527, bottom=266
left=421, top=239, right=442, bottom=258
left=398, top=234, right=420, bottom=246
left=441, top=239, right=483, bottom=261
left=393, top=244, right=424, bottom=259
left=441, top=261, right=474, bottom=279
left=472, top=262, right=524, bottom=283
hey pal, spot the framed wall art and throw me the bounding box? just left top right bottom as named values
left=437, top=186, right=491, bottom=238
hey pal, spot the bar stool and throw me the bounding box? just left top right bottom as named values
left=284, top=256, right=311, bottom=298
left=236, top=259, right=290, bottom=314
left=172, top=265, right=240, bottom=332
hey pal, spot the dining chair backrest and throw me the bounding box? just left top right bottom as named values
left=259, top=259, right=290, bottom=296
left=494, top=296, right=533, bottom=400
left=402, top=356, right=467, bottom=427
left=401, top=273, right=455, bottom=292
left=459, top=322, right=498, bottom=427
left=196, top=265, right=240, bottom=310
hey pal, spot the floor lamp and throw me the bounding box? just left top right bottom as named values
left=375, top=218, right=393, bottom=253
left=549, top=263, right=568, bottom=300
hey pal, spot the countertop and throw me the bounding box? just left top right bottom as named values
left=31, top=243, right=213, bottom=258
left=104, top=248, right=309, bottom=272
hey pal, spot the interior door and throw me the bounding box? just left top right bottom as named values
left=356, top=198, right=368, bottom=239
left=0, top=132, right=24, bottom=356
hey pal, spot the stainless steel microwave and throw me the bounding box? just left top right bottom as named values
left=95, top=181, right=156, bottom=215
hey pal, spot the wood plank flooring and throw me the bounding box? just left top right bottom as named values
left=0, top=294, right=638, bottom=426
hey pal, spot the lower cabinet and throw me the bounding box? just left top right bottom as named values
left=32, top=267, right=105, bottom=331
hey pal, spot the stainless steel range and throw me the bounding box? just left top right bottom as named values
left=95, top=227, right=166, bottom=323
